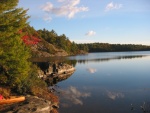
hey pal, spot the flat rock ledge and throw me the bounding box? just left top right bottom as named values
left=2, top=95, right=58, bottom=113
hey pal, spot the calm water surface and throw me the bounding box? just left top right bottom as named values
left=56, top=51, right=150, bottom=113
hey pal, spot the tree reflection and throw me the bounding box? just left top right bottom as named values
left=76, top=55, right=146, bottom=64
left=47, top=71, right=75, bottom=86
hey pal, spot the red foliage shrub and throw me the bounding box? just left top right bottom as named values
left=21, top=35, right=41, bottom=45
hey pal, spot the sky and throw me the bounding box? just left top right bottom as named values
left=18, top=0, right=150, bottom=45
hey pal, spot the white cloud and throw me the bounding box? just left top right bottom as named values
left=43, top=15, right=52, bottom=22
left=85, top=30, right=96, bottom=36
left=41, top=2, right=53, bottom=12
left=87, top=68, right=97, bottom=73
left=105, top=2, right=123, bottom=12
left=106, top=90, right=124, bottom=100
left=41, top=0, right=89, bottom=19
left=57, top=0, right=65, bottom=2
left=60, top=86, right=91, bottom=106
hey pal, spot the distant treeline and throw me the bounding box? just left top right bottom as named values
left=77, top=43, right=150, bottom=52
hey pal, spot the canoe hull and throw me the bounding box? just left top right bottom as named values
left=0, top=96, right=25, bottom=105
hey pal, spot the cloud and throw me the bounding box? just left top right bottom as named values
left=106, top=90, right=124, bottom=100
left=41, top=2, right=53, bottom=12
left=87, top=68, right=97, bottom=73
left=85, top=30, right=96, bottom=36
left=43, top=15, right=52, bottom=22
left=60, top=86, right=91, bottom=106
left=41, top=0, right=89, bottom=19
left=105, top=2, right=123, bottom=12
left=57, top=0, right=65, bottom=2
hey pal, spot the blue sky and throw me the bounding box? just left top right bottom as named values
left=18, top=0, right=150, bottom=45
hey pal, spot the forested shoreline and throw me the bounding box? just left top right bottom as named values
left=77, top=43, right=150, bottom=53
left=21, top=26, right=150, bottom=55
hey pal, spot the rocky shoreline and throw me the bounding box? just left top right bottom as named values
left=36, top=62, right=75, bottom=85
left=0, top=95, right=59, bottom=113
left=0, top=62, right=75, bottom=113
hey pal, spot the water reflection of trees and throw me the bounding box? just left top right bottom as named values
left=65, top=60, right=77, bottom=67
left=29, top=55, right=147, bottom=65
left=77, top=55, right=146, bottom=64
left=30, top=56, right=77, bottom=67
left=47, top=72, right=74, bottom=86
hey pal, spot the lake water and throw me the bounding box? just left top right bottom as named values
left=55, top=51, right=150, bottom=113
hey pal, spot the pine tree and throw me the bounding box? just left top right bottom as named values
left=0, top=0, right=31, bottom=92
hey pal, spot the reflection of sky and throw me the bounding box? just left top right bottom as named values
left=59, top=86, right=91, bottom=107
left=58, top=51, right=150, bottom=113
left=86, top=67, right=97, bottom=73
left=106, top=90, right=124, bottom=100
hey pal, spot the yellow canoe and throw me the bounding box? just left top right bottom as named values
left=0, top=96, right=25, bottom=105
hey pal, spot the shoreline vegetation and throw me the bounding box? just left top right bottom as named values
left=77, top=43, right=150, bottom=53
left=0, top=0, right=150, bottom=112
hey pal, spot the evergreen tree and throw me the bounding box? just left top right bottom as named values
left=0, top=0, right=31, bottom=92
